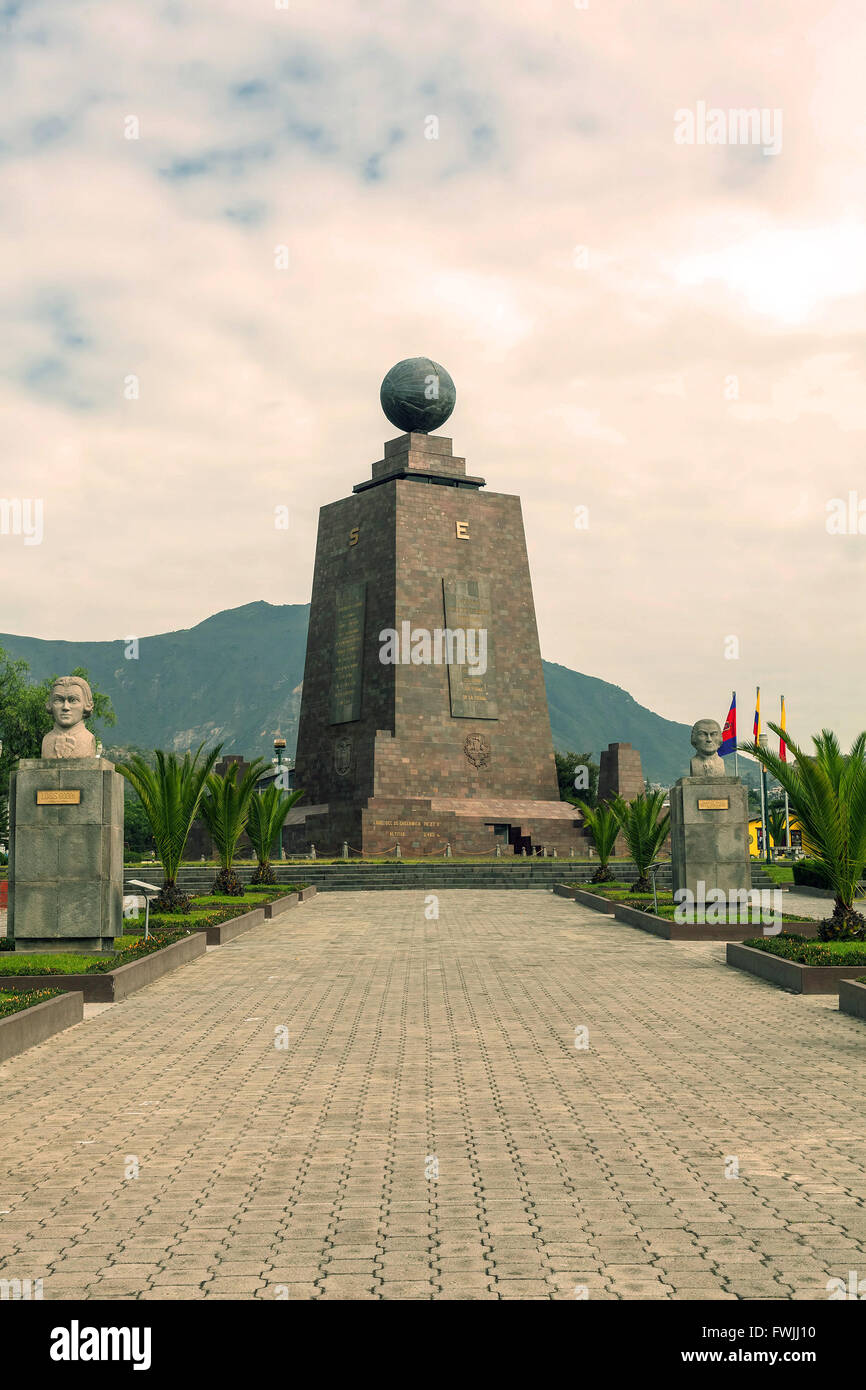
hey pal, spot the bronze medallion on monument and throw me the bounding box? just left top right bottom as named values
left=463, top=732, right=490, bottom=768
left=334, top=736, right=353, bottom=778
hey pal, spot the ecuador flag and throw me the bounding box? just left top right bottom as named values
left=780, top=695, right=787, bottom=762
left=719, top=693, right=737, bottom=757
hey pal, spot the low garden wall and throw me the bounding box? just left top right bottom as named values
left=0, top=933, right=207, bottom=1003
left=0, top=991, right=83, bottom=1064
left=726, top=943, right=864, bottom=995
left=839, top=979, right=866, bottom=1020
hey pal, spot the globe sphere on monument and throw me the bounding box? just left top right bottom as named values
left=379, top=357, right=456, bottom=434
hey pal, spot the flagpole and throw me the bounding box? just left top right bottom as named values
left=733, top=690, right=738, bottom=779
left=781, top=694, right=789, bottom=850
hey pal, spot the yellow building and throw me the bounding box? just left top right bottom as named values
left=748, top=815, right=812, bottom=857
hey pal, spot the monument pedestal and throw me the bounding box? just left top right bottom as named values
left=9, top=758, right=124, bottom=952
left=669, top=775, right=750, bottom=899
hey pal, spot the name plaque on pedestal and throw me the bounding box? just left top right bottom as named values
left=36, top=789, right=81, bottom=805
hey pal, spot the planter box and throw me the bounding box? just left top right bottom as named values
left=613, top=901, right=815, bottom=942
left=192, top=907, right=265, bottom=946
left=0, top=990, right=84, bottom=1063
left=299, top=886, right=317, bottom=902
left=554, top=884, right=618, bottom=914
left=264, top=892, right=299, bottom=918
left=726, top=943, right=865, bottom=994
left=0, top=933, right=206, bottom=1003
left=838, top=979, right=866, bottom=1020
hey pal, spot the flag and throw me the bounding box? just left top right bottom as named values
left=780, top=695, right=787, bottom=763
left=719, top=692, right=737, bottom=756
left=753, top=687, right=760, bottom=744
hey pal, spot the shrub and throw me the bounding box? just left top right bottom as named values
left=743, top=933, right=866, bottom=966
left=84, top=928, right=190, bottom=972
left=792, top=858, right=832, bottom=889
left=0, top=987, right=63, bottom=1018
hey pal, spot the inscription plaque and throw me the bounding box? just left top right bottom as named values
left=36, top=789, right=81, bottom=805
left=330, top=581, right=366, bottom=724
left=442, top=577, right=498, bottom=720
left=697, top=798, right=730, bottom=810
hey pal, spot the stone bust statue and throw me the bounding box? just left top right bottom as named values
left=689, top=718, right=725, bottom=776
left=41, top=676, right=97, bottom=759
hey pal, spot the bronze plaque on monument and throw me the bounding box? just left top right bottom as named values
left=698, top=798, right=730, bottom=810
left=36, top=789, right=81, bottom=805
left=442, top=577, right=498, bottom=720
left=330, top=581, right=366, bottom=724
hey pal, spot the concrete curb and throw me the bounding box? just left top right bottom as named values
left=838, top=978, right=866, bottom=1020
left=0, top=990, right=84, bottom=1064
left=726, top=943, right=865, bottom=994
left=0, top=933, right=206, bottom=1002
left=554, top=883, right=618, bottom=916
left=611, top=901, right=800, bottom=941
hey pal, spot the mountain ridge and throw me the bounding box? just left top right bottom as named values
left=1, top=601, right=697, bottom=784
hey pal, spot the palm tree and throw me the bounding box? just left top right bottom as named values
left=576, top=801, right=619, bottom=882
left=610, top=790, right=670, bottom=893
left=118, top=743, right=222, bottom=912
left=745, top=725, right=866, bottom=940
left=247, top=784, right=306, bottom=884
left=766, top=802, right=789, bottom=854
left=199, top=759, right=269, bottom=895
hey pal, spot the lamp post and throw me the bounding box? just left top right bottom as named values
left=273, top=737, right=287, bottom=860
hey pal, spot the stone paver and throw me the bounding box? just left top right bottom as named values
left=0, top=889, right=864, bottom=1300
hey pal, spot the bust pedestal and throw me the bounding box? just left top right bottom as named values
left=8, top=758, right=124, bottom=953
left=669, top=775, right=750, bottom=901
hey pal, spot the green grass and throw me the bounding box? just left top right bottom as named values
left=573, top=881, right=806, bottom=924
left=742, top=935, right=866, bottom=966
left=190, top=890, right=301, bottom=906
left=0, top=928, right=189, bottom=975
left=761, top=864, right=795, bottom=884
left=0, top=987, right=63, bottom=1018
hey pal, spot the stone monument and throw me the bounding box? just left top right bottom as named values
left=669, top=718, right=750, bottom=902
left=287, top=359, right=589, bottom=856
left=8, top=677, right=123, bottom=952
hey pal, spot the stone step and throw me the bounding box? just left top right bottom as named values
left=124, top=861, right=774, bottom=893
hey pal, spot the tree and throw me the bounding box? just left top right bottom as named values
left=199, top=759, right=269, bottom=895
left=0, top=647, right=115, bottom=802
left=124, top=790, right=155, bottom=856
left=744, top=725, right=866, bottom=940
left=766, top=803, right=789, bottom=852
left=576, top=801, right=619, bottom=883
left=117, top=743, right=222, bottom=912
left=555, top=750, right=599, bottom=808
left=610, top=790, right=670, bottom=894
left=247, top=784, right=306, bottom=883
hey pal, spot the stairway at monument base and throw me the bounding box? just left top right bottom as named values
left=283, top=795, right=591, bottom=857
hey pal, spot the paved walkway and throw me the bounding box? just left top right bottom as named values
left=1, top=890, right=864, bottom=1301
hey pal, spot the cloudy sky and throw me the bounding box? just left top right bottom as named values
left=1, top=0, right=864, bottom=748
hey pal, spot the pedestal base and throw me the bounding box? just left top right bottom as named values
left=9, top=758, right=124, bottom=953
left=670, top=776, right=750, bottom=899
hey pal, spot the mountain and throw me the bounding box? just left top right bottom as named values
left=1, top=601, right=704, bottom=784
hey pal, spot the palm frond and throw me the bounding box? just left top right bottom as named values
left=744, top=724, right=866, bottom=906
left=117, top=743, right=222, bottom=885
